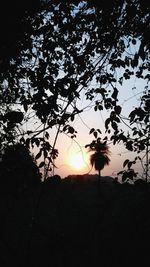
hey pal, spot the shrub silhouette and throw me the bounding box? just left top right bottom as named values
left=0, top=143, right=41, bottom=193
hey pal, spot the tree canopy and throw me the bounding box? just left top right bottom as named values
left=0, top=143, right=41, bottom=192
left=0, top=0, right=149, bottom=180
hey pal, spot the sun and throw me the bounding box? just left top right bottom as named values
left=69, top=153, right=87, bottom=171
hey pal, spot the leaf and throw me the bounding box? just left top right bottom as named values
left=111, top=121, right=118, bottom=131
left=97, top=129, right=102, bottom=134
left=110, top=135, right=118, bottom=145
left=34, top=138, right=40, bottom=147
left=133, top=130, right=138, bottom=136
left=98, top=105, right=103, bottom=110
left=144, top=74, right=150, bottom=80
left=35, top=150, right=42, bottom=160
left=114, top=105, right=122, bottom=115
left=111, top=88, right=118, bottom=100
left=93, top=131, right=98, bottom=138
left=23, top=101, right=28, bottom=112
left=39, top=161, right=45, bottom=168
left=126, top=141, right=133, bottom=151
left=128, top=161, right=132, bottom=169
left=94, top=106, right=98, bottom=111
left=129, top=110, right=136, bottom=122
left=89, top=128, right=95, bottom=134
left=63, top=125, right=68, bottom=132
left=132, top=39, right=136, bottom=45
left=71, top=114, right=75, bottom=121
left=45, top=131, right=49, bottom=139
left=68, top=126, right=74, bottom=134
left=105, top=118, right=111, bottom=129
left=123, top=159, right=129, bottom=168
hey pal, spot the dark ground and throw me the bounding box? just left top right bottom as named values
left=0, top=177, right=150, bottom=267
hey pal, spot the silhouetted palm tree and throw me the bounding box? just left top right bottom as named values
left=86, top=139, right=110, bottom=189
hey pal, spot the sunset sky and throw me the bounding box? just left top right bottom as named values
left=0, top=1, right=148, bottom=183
left=45, top=75, right=147, bottom=179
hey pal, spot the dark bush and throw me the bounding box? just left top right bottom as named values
left=0, top=143, right=41, bottom=193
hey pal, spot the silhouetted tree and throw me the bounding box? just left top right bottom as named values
left=0, top=143, right=41, bottom=193
left=0, top=0, right=41, bottom=65
left=86, top=138, right=110, bottom=190
left=115, top=88, right=150, bottom=182
left=0, top=0, right=149, bottom=179
left=45, top=175, right=61, bottom=184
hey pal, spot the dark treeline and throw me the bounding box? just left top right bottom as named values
left=0, top=170, right=150, bottom=266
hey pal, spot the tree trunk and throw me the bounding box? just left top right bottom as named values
left=98, top=169, right=101, bottom=195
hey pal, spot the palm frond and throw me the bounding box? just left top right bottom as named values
left=88, top=140, right=111, bottom=174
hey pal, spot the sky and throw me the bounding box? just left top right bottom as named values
left=18, top=47, right=149, bottom=181
left=45, top=75, right=148, bottom=179
left=16, top=19, right=148, bottom=181
left=0, top=2, right=149, bottom=184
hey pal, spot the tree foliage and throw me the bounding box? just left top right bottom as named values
left=0, top=0, right=149, bottom=180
